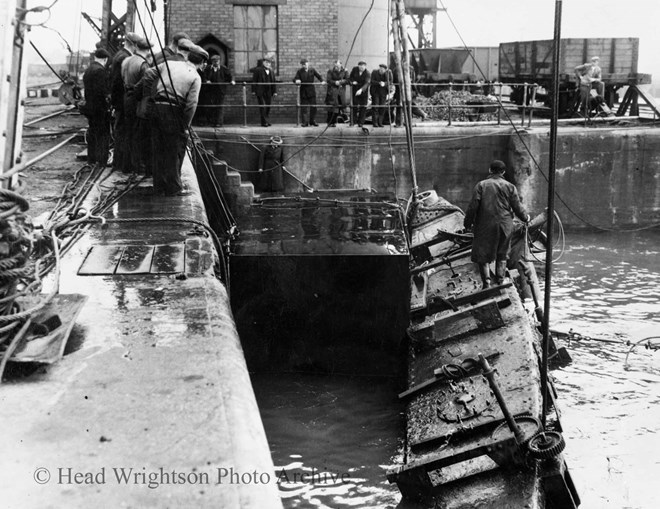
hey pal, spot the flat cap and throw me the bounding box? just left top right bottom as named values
left=94, top=48, right=110, bottom=59
left=490, top=160, right=506, bottom=172
left=188, top=45, right=209, bottom=64
left=210, top=55, right=221, bottom=62
left=379, top=63, right=387, bottom=69
left=358, top=61, right=367, bottom=66
left=136, top=37, right=153, bottom=50
left=177, top=38, right=193, bottom=51
left=125, top=32, right=141, bottom=44
left=172, top=32, right=190, bottom=44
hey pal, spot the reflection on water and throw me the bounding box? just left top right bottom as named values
left=251, top=374, right=404, bottom=508
left=253, top=229, right=660, bottom=509
left=549, top=229, right=660, bottom=509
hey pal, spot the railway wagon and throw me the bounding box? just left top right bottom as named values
left=499, top=38, right=651, bottom=116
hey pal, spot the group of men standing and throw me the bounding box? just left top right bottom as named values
left=81, top=31, right=212, bottom=196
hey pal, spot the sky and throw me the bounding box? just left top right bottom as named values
left=25, top=0, right=660, bottom=85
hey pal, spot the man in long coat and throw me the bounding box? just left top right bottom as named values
left=464, top=160, right=530, bottom=288
left=204, top=54, right=234, bottom=126
left=349, top=61, right=369, bottom=127
left=294, top=58, right=323, bottom=127
left=252, top=58, right=277, bottom=127
left=370, top=64, right=392, bottom=128
left=82, top=48, right=111, bottom=166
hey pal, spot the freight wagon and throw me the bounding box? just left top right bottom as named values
left=499, top=37, right=652, bottom=116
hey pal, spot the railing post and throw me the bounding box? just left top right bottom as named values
left=349, top=86, right=354, bottom=126
left=295, top=83, right=301, bottom=127
left=521, top=82, right=528, bottom=126
left=447, top=82, right=453, bottom=126
left=497, top=82, right=503, bottom=126
left=528, top=84, right=538, bottom=127
left=242, top=83, right=247, bottom=128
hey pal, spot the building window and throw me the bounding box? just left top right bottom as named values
left=233, top=5, right=278, bottom=75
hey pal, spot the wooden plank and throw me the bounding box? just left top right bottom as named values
left=116, top=245, right=154, bottom=274
left=151, top=244, right=185, bottom=274
left=78, top=245, right=124, bottom=275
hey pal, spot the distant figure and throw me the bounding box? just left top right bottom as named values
left=258, top=136, right=285, bottom=192
left=370, top=64, right=392, bottom=128
left=464, top=160, right=530, bottom=289
left=82, top=48, right=111, bottom=166
left=325, top=60, right=348, bottom=126
left=204, top=54, right=234, bottom=127
left=349, top=61, right=370, bottom=127
left=294, top=58, right=324, bottom=127
left=152, top=32, right=190, bottom=65
left=575, top=56, right=604, bottom=114
left=252, top=57, right=277, bottom=127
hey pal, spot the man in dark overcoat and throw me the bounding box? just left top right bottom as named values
left=325, top=60, right=347, bottom=126
left=370, top=64, right=393, bottom=128
left=464, top=160, right=530, bottom=288
left=82, top=48, right=111, bottom=166
left=349, top=61, right=370, bottom=127
left=252, top=58, right=277, bottom=127
left=294, top=58, right=324, bottom=127
left=204, top=54, right=235, bottom=126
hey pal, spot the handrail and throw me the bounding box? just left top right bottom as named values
left=192, top=81, right=556, bottom=126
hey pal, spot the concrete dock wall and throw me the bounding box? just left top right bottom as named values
left=202, top=125, right=660, bottom=229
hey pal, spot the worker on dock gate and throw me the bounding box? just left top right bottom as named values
left=464, top=160, right=530, bottom=289
left=82, top=48, right=111, bottom=166
left=575, top=56, right=604, bottom=113
left=144, top=44, right=207, bottom=195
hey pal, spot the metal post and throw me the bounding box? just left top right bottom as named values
left=497, top=82, right=503, bottom=125
left=528, top=84, right=538, bottom=127
left=349, top=87, right=354, bottom=126
left=542, top=0, right=563, bottom=429
left=295, top=83, right=300, bottom=127
left=242, top=83, right=247, bottom=128
left=521, top=83, right=528, bottom=126
left=447, top=83, right=453, bottom=126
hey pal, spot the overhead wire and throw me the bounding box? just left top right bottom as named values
left=437, top=0, right=660, bottom=233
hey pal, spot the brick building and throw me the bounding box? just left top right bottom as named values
left=169, top=0, right=389, bottom=124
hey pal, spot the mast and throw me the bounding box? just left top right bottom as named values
left=541, top=0, right=562, bottom=427
left=391, top=0, right=419, bottom=204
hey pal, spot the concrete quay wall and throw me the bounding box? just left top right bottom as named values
left=204, top=125, right=660, bottom=229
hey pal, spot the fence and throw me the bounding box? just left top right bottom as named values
left=193, top=81, right=545, bottom=128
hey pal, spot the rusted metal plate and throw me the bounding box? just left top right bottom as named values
left=78, top=245, right=124, bottom=275
left=10, top=294, right=87, bottom=364
left=116, top=245, right=155, bottom=274
left=151, top=244, right=185, bottom=274
left=185, top=238, right=214, bottom=274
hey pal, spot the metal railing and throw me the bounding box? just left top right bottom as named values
left=194, top=81, right=546, bottom=127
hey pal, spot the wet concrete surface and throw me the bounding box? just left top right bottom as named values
left=1, top=100, right=281, bottom=508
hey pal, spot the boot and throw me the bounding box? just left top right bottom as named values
left=495, top=260, right=507, bottom=285
left=478, top=263, right=491, bottom=289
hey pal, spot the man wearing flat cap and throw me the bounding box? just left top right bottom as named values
left=121, top=36, right=153, bottom=175
left=153, top=32, right=190, bottom=65
left=349, top=61, right=370, bottom=127
left=325, top=60, right=348, bottom=126
left=203, top=54, right=234, bottom=127
left=464, top=160, right=531, bottom=289
left=294, top=58, right=324, bottom=127
left=109, top=32, right=140, bottom=172
left=140, top=43, right=207, bottom=195
left=370, top=63, right=392, bottom=128
left=252, top=57, right=277, bottom=127
left=82, top=49, right=111, bottom=166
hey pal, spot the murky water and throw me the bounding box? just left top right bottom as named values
left=252, top=229, right=660, bottom=509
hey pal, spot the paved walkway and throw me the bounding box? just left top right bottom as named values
left=1, top=158, right=282, bottom=508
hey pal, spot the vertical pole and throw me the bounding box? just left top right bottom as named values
left=528, top=84, right=537, bottom=127
left=242, top=83, right=247, bottom=127
left=497, top=82, right=502, bottom=125
left=1, top=0, right=27, bottom=184
left=447, top=83, right=453, bottom=126
left=101, top=0, right=113, bottom=44
left=542, top=0, right=563, bottom=429
left=521, top=83, right=528, bottom=126
left=126, top=0, right=136, bottom=33
left=295, top=84, right=300, bottom=127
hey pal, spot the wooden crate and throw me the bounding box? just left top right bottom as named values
left=498, top=38, right=639, bottom=82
